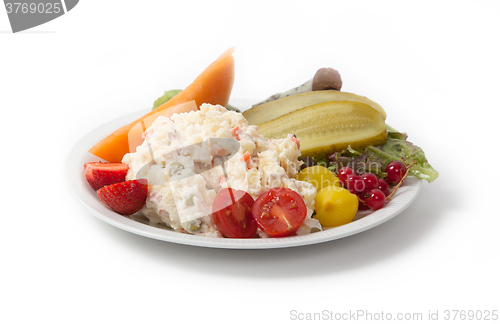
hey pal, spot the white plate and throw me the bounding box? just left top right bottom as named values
left=65, top=101, right=422, bottom=249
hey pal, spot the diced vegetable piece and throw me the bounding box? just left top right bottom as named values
left=257, top=100, right=387, bottom=157
left=243, top=90, right=387, bottom=126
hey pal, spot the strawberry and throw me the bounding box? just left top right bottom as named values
left=84, top=162, right=129, bottom=191
left=97, top=179, right=148, bottom=215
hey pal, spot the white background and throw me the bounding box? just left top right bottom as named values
left=1, top=1, right=499, bottom=323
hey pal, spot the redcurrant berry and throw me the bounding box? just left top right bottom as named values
left=337, top=167, right=354, bottom=184
left=365, top=189, right=386, bottom=210
left=346, top=174, right=365, bottom=193
left=361, top=172, right=379, bottom=191
left=385, top=161, right=406, bottom=184
left=377, top=178, right=391, bottom=196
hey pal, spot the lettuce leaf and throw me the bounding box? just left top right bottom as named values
left=367, top=134, right=439, bottom=182
left=312, top=130, right=439, bottom=183
left=152, top=89, right=241, bottom=112
left=152, top=89, right=182, bottom=110
left=326, top=146, right=387, bottom=179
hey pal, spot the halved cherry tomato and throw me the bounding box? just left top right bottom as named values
left=212, top=188, right=257, bottom=238
left=252, top=187, right=307, bottom=237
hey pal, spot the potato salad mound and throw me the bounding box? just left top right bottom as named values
left=122, top=103, right=320, bottom=238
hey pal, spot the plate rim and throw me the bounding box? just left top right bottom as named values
left=65, top=104, right=422, bottom=249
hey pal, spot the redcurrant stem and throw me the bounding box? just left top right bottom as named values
left=386, top=160, right=417, bottom=202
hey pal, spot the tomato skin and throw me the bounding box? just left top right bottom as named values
left=252, top=187, right=307, bottom=238
left=212, top=188, right=257, bottom=238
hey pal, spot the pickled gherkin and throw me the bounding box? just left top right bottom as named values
left=243, top=90, right=387, bottom=126
left=257, top=100, right=387, bottom=157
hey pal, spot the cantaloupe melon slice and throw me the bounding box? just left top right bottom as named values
left=89, top=47, right=236, bottom=162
